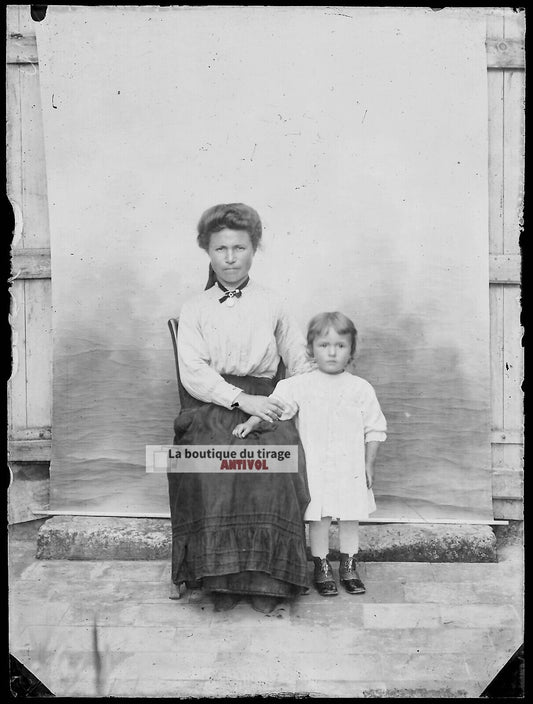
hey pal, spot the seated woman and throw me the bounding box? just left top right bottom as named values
left=168, top=203, right=312, bottom=614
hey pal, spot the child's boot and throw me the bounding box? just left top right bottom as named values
left=339, top=553, right=366, bottom=594
left=312, top=556, right=338, bottom=596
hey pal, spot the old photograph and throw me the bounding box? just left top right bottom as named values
left=8, top=5, right=524, bottom=698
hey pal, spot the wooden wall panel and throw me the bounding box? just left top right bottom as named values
left=19, top=66, right=50, bottom=249
left=501, top=10, right=524, bottom=495
left=8, top=6, right=52, bottom=443
left=503, top=72, right=525, bottom=254
left=486, top=11, right=504, bottom=254
left=8, top=463, right=50, bottom=524
left=8, top=6, right=52, bottom=521
left=493, top=499, right=523, bottom=522
left=502, top=288, right=524, bottom=468
left=6, top=63, right=23, bottom=245
left=489, top=285, right=505, bottom=470
left=24, top=278, right=53, bottom=429
left=9, top=281, right=28, bottom=433
left=492, top=468, right=524, bottom=501
left=486, top=8, right=524, bottom=518
left=486, top=10, right=506, bottom=476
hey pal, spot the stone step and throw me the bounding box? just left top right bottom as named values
left=35, top=516, right=497, bottom=562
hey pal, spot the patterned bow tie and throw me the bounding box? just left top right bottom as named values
left=217, top=277, right=250, bottom=304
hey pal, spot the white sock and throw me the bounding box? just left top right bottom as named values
left=309, top=516, right=332, bottom=558
left=339, top=520, right=360, bottom=555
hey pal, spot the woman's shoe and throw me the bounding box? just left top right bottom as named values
left=312, top=556, right=338, bottom=596
left=212, top=592, right=241, bottom=611
left=250, top=595, right=282, bottom=614
left=339, top=553, right=366, bottom=594
left=169, top=580, right=181, bottom=600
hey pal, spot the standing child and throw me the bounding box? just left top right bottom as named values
left=233, top=311, right=387, bottom=596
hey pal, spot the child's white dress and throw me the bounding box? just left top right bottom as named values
left=271, top=369, right=387, bottom=521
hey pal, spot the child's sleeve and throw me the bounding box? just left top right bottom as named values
left=362, top=383, right=387, bottom=442
left=270, top=378, right=299, bottom=421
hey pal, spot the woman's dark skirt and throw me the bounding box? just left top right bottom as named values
left=167, top=375, right=310, bottom=597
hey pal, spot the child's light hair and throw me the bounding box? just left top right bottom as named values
left=306, top=312, right=358, bottom=359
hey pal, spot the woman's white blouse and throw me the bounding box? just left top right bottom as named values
left=177, top=280, right=313, bottom=408
left=271, top=369, right=387, bottom=521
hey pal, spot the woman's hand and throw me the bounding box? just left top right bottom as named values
left=365, top=466, right=374, bottom=489
left=235, top=393, right=285, bottom=423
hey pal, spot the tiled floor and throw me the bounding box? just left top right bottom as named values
left=9, top=523, right=523, bottom=698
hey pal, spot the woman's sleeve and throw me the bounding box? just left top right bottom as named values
left=270, top=379, right=299, bottom=420
left=177, top=302, right=243, bottom=409
left=274, top=304, right=315, bottom=376
left=362, top=384, right=387, bottom=443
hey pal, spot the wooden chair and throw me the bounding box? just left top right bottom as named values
left=167, top=317, right=190, bottom=599
left=167, top=318, right=180, bottom=383
left=167, top=318, right=198, bottom=409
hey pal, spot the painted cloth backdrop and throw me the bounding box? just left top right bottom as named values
left=37, top=6, right=493, bottom=520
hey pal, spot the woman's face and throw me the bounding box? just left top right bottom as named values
left=207, top=228, right=255, bottom=289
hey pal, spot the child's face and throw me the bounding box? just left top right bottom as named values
left=312, top=327, right=352, bottom=374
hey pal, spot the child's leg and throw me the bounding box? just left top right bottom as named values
left=338, top=520, right=359, bottom=555
left=338, top=520, right=365, bottom=594
left=309, top=517, right=337, bottom=596
left=309, top=517, right=332, bottom=558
